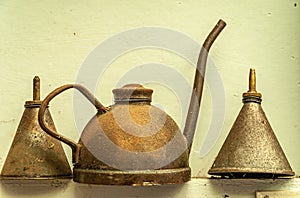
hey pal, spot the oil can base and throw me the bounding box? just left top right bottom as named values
left=73, top=167, right=191, bottom=185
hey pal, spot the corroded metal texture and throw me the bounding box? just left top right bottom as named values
left=73, top=84, right=190, bottom=185
left=112, top=84, right=153, bottom=103
left=208, top=69, right=294, bottom=178
left=73, top=168, right=191, bottom=186
left=1, top=76, right=72, bottom=179
left=38, top=19, right=226, bottom=185
left=39, top=84, right=191, bottom=185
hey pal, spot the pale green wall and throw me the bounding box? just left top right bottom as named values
left=0, top=0, right=299, bottom=181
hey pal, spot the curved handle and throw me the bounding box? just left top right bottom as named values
left=38, top=84, right=107, bottom=164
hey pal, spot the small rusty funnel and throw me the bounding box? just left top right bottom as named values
left=208, top=68, right=294, bottom=178
left=1, top=76, right=72, bottom=179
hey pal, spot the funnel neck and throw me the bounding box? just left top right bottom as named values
left=25, top=76, right=43, bottom=108
left=242, top=68, right=262, bottom=104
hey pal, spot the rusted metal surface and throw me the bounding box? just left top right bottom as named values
left=39, top=84, right=190, bottom=185
left=75, top=84, right=191, bottom=185
left=208, top=69, right=294, bottom=178
left=73, top=168, right=191, bottom=186
left=183, top=19, right=226, bottom=153
left=38, top=19, right=226, bottom=185
left=1, top=77, right=72, bottom=179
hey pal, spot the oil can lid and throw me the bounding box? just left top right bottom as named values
left=112, top=84, right=153, bottom=103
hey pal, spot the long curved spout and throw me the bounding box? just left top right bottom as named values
left=183, top=19, right=226, bottom=154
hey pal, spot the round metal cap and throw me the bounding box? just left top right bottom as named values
left=112, top=84, right=153, bottom=103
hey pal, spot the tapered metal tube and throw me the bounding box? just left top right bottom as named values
left=249, top=68, right=256, bottom=93
left=243, top=68, right=262, bottom=100
left=33, top=76, right=40, bottom=101
left=183, top=19, right=226, bottom=153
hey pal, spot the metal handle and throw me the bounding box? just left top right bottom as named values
left=38, top=84, right=107, bottom=164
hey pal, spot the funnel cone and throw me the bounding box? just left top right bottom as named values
left=1, top=76, right=72, bottom=179
left=208, top=69, right=294, bottom=178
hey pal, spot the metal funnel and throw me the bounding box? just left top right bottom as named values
left=1, top=76, right=72, bottom=179
left=208, top=68, right=294, bottom=178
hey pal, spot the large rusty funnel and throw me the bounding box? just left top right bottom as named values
left=208, top=68, right=294, bottom=178
left=1, top=76, right=72, bottom=179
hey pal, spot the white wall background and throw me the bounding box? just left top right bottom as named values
left=0, top=0, right=299, bottom=197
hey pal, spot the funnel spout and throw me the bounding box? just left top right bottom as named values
left=183, top=19, right=226, bottom=154
left=249, top=68, right=257, bottom=93
left=33, top=76, right=40, bottom=101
